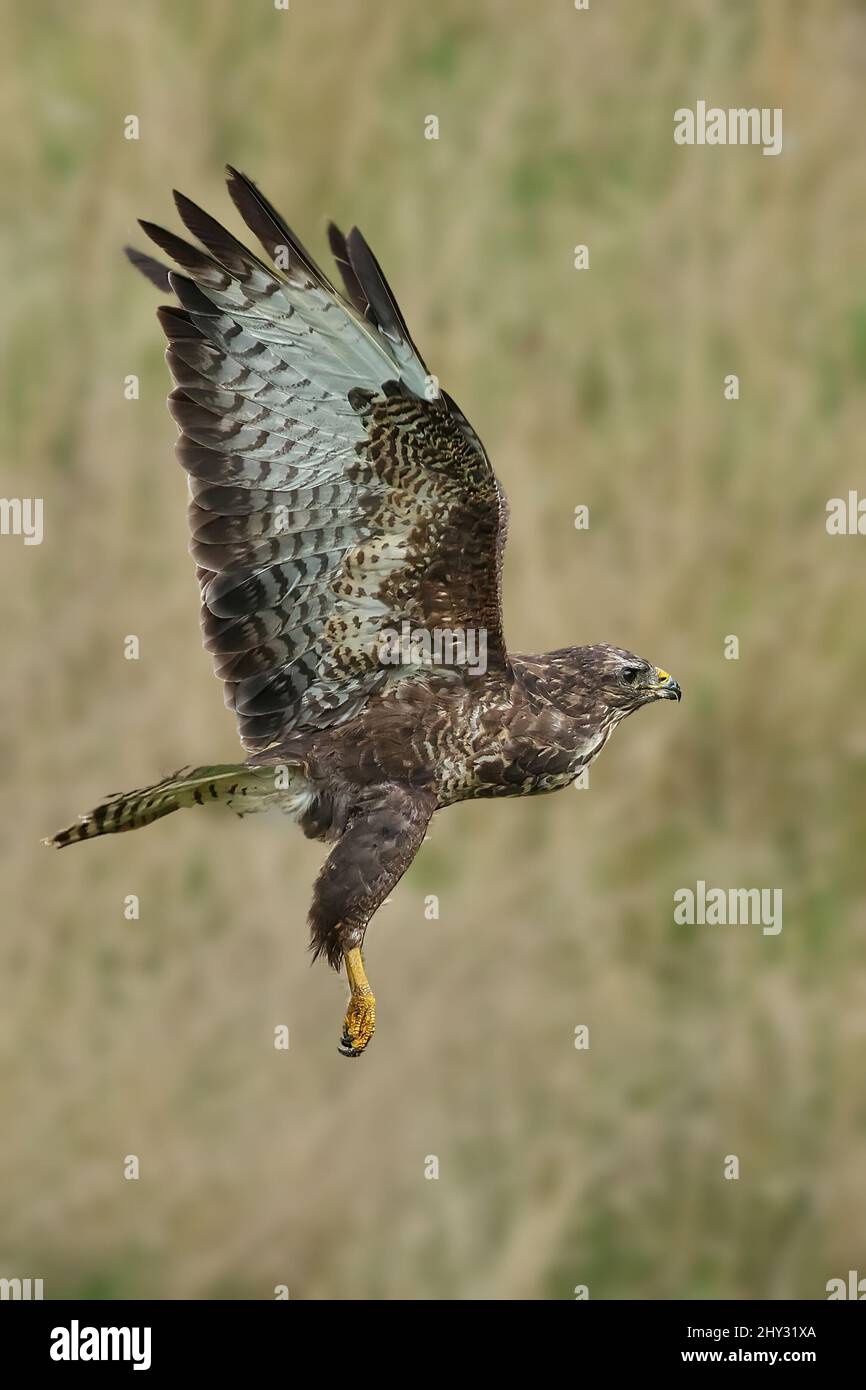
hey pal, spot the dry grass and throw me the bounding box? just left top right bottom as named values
left=1, top=0, right=865, bottom=1298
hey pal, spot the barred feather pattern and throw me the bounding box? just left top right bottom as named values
left=45, top=763, right=311, bottom=847
left=130, top=168, right=509, bottom=752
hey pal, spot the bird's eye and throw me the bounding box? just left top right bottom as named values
left=621, top=667, right=641, bottom=685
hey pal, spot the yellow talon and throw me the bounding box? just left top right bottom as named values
left=339, top=946, right=376, bottom=1057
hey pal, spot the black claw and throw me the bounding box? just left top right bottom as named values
left=338, top=1026, right=366, bottom=1057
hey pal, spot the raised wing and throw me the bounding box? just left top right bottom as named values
left=128, top=168, right=509, bottom=752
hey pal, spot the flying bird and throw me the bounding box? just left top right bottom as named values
left=48, top=168, right=681, bottom=1057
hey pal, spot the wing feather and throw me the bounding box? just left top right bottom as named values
left=128, top=170, right=509, bottom=751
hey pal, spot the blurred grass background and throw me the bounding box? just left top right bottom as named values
left=1, top=0, right=865, bottom=1299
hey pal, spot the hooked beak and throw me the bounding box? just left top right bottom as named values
left=650, top=667, right=682, bottom=702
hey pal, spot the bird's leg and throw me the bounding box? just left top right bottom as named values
left=308, top=788, right=436, bottom=1060
left=339, top=944, right=376, bottom=1058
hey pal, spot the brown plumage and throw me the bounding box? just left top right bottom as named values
left=47, top=169, right=681, bottom=1056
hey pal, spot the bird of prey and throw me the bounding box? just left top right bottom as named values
left=48, top=168, right=681, bottom=1057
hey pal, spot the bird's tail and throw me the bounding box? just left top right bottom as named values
left=45, top=762, right=309, bottom=848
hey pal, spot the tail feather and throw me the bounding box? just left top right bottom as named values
left=45, top=762, right=308, bottom=848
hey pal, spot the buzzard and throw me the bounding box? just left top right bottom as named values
left=48, top=169, right=681, bottom=1057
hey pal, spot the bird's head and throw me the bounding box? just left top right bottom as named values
left=527, top=644, right=682, bottom=726
left=575, top=644, right=682, bottom=719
